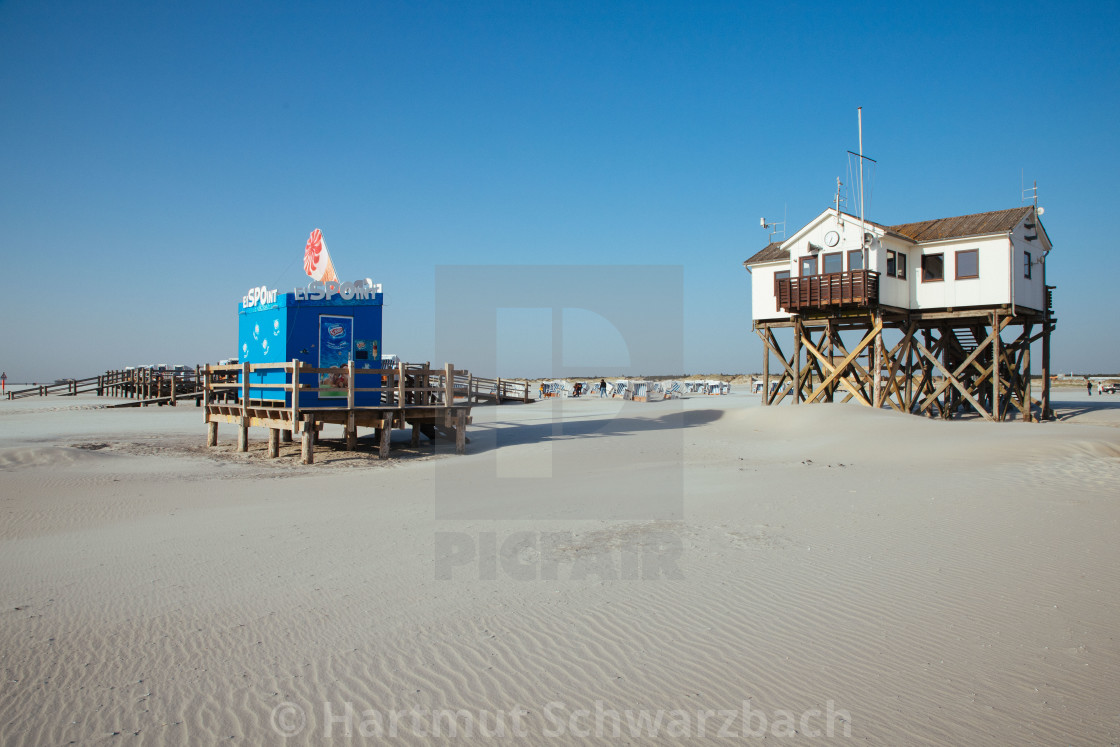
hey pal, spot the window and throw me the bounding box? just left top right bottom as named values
left=886, top=250, right=897, bottom=277
left=847, top=250, right=863, bottom=271
left=955, top=249, right=979, bottom=279
left=1024, top=251, right=1032, bottom=279
left=897, top=253, right=907, bottom=279
left=822, top=252, right=843, bottom=274
left=801, top=256, right=817, bottom=276
left=921, top=253, right=944, bottom=282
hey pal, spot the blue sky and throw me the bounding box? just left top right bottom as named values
left=2, top=0, right=1118, bottom=381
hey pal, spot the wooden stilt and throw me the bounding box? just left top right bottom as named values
left=792, top=318, right=802, bottom=404
left=268, top=428, right=280, bottom=458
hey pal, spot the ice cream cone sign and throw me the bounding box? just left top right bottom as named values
left=303, top=228, right=338, bottom=283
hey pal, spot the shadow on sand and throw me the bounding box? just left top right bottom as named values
left=1051, top=398, right=1120, bottom=420
left=464, top=407, right=728, bottom=454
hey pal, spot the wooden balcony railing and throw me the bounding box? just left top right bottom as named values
left=776, top=270, right=879, bottom=312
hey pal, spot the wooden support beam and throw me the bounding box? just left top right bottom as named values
left=291, top=359, right=301, bottom=438
left=346, top=411, right=357, bottom=451
left=301, top=415, right=314, bottom=464
left=268, top=428, right=280, bottom=458
left=379, top=421, right=392, bottom=458
left=913, top=337, right=992, bottom=420
left=207, top=421, right=218, bottom=448
left=239, top=361, right=250, bottom=451
left=803, top=318, right=882, bottom=405
left=991, top=312, right=1001, bottom=422
left=762, top=331, right=770, bottom=405
left=792, top=319, right=802, bottom=404
left=455, top=410, right=467, bottom=455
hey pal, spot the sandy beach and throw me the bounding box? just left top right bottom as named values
left=1, top=391, right=1118, bottom=744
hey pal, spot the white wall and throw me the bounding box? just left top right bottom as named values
left=750, top=261, right=792, bottom=321
left=875, top=237, right=914, bottom=309
left=1009, top=228, right=1046, bottom=313
left=913, top=235, right=1010, bottom=309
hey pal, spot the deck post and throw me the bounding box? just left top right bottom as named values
left=203, top=364, right=211, bottom=421
left=455, top=410, right=467, bottom=455
left=397, top=361, right=406, bottom=406
left=207, top=421, right=218, bottom=447
left=496, top=377, right=503, bottom=405
left=291, top=359, right=301, bottom=438
left=301, top=414, right=314, bottom=464
left=346, top=360, right=355, bottom=410
left=238, top=362, right=250, bottom=451
left=379, top=418, right=392, bottom=458
left=268, top=428, right=280, bottom=458
left=346, top=411, right=356, bottom=451
left=444, top=363, right=454, bottom=406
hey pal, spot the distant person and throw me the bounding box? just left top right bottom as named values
left=1087, top=379, right=1092, bottom=396
left=599, top=379, right=607, bottom=398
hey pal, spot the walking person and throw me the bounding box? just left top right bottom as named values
left=1087, top=379, right=1092, bottom=396
left=599, top=379, right=607, bottom=398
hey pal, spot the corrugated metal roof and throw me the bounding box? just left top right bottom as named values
left=743, top=242, right=788, bottom=265
left=888, top=206, right=1034, bottom=242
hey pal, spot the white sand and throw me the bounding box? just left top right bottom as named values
left=1, top=391, right=1118, bottom=744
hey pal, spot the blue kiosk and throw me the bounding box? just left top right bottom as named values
left=237, top=281, right=383, bottom=406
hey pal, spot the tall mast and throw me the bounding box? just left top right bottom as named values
left=859, top=107, right=867, bottom=269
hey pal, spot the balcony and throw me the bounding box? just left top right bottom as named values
left=776, top=270, right=879, bottom=313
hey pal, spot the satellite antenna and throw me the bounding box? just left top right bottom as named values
left=760, top=205, right=787, bottom=243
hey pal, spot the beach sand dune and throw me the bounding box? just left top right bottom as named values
left=1, top=393, right=1118, bottom=744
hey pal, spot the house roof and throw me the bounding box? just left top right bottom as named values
left=743, top=206, right=1044, bottom=266
left=887, top=206, right=1034, bottom=242
left=743, top=241, right=788, bottom=265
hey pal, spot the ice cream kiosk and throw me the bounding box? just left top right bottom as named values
left=237, top=281, right=383, bottom=407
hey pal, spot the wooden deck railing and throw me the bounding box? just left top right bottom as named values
left=776, top=270, right=879, bottom=312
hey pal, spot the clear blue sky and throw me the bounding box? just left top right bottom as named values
left=2, top=0, right=1118, bottom=382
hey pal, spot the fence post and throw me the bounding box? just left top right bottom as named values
left=397, top=361, right=406, bottom=407
left=444, top=363, right=454, bottom=407
left=291, top=359, right=301, bottom=439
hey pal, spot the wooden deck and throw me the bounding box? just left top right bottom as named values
left=202, top=361, right=488, bottom=463
left=776, top=270, right=879, bottom=312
